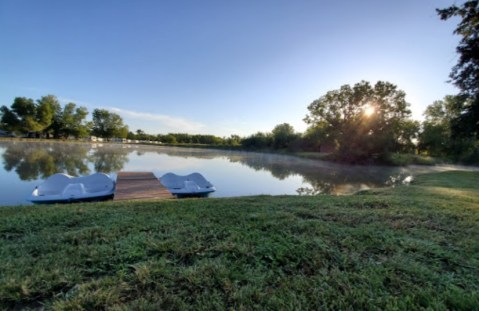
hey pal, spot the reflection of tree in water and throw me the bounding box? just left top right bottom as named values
left=1, top=141, right=413, bottom=193
left=154, top=146, right=226, bottom=160
left=297, top=181, right=335, bottom=195
left=228, top=153, right=296, bottom=180
left=1, top=142, right=131, bottom=180
left=87, top=145, right=130, bottom=173
left=1, top=142, right=90, bottom=180
left=227, top=152, right=406, bottom=195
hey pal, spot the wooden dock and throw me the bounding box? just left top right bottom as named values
left=114, top=172, right=174, bottom=201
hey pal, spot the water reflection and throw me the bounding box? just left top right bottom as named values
left=0, top=141, right=474, bottom=206
left=1, top=142, right=129, bottom=180
left=226, top=152, right=404, bottom=195
left=2, top=142, right=90, bottom=180
left=87, top=145, right=130, bottom=173
left=122, top=147, right=413, bottom=195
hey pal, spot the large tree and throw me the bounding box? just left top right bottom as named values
left=304, top=81, right=416, bottom=162
left=271, top=123, right=298, bottom=149
left=419, top=95, right=479, bottom=162
left=437, top=1, right=479, bottom=137
left=242, top=132, right=273, bottom=149
left=0, top=105, right=20, bottom=132
left=418, top=96, right=458, bottom=156
left=50, top=103, right=90, bottom=139
left=37, top=95, right=61, bottom=137
left=0, top=96, right=58, bottom=136
left=7, top=97, right=39, bottom=134
left=91, top=109, right=128, bottom=139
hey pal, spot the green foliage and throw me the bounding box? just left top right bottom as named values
left=161, top=134, right=177, bottom=144
left=304, top=81, right=417, bottom=163
left=1, top=171, right=479, bottom=309
left=384, top=153, right=439, bottom=166
left=91, top=109, right=129, bottom=139
left=224, top=134, right=242, bottom=146
left=241, top=124, right=299, bottom=150
left=47, top=102, right=90, bottom=139
left=437, top=1, right=479, bottom=137
left=0, top=97, right=53, bottom=135
left=301, top=123, right=334, bottom=151
left=36, top=95, right=60, bottom=134
left=154, top=133, right=224, bottom=145
left=242, top=131, right=273, bottom=149
left=0, top=105, right=19, bottom=131
left=419, top=96, right=457, bottom=156
left=419, top=95, right=479, bottom=163
left=271, top=123, right=299, bottom=149
left=0, top=95, right=90, bottom=139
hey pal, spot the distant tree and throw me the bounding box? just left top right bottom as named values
left=397, top=119, right=420, bottom=153
left=10, top=97, right=41, bottom=134
left=304, top=81, right=416, bottom=162
left=271, top=123, right=298, bottom=149
left=46, top=102, right=89, bottom=139
left=91, top=109, right=128, bottom=139
left=161, top=134, right=177, bottom=144
left=419, top=96, right=457, bottom=156
left=0, top=96, right=58, bottom=136
left=225, top=134, right=242, bottom=146
left=61, top=103, right=90, bottom=138
left=127, top=131, right=136, bottom=140
left=437, top=1, right=479, bottom=137
left=301, top=123, right=334, bottom=152
left=193, top=134, right=223, bottom=145
left=135, top=129, right=148, bottom=141
left=172, top=133, right=193, bottom=144
left=36, top=95, right=61, bottom=138
left=242, top=132, right=273, bottom=149
left=419, top=95, right=478, bottom=162
left=0, top=105, right=20, bottom=132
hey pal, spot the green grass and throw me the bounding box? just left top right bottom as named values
left=1, top=171, right=479, bottom=310
left=384, top=153, right=442, bottom=166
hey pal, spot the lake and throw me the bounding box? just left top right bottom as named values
left=0, top=141, right=472, bottom=206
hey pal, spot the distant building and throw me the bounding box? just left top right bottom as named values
left=0, top=130, right=14, bottom=137
left=111, top=138, right=128, bottom=143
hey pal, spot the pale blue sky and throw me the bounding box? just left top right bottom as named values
left=0, top=0, right=460, bottom=136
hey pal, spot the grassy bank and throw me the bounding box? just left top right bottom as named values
left=1, top=171, right=479, bottom=310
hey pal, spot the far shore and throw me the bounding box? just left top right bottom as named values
left=0, top=136, right=465, bottom=167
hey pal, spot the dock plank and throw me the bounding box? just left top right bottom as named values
left=114, top=172, right=174, bottom=201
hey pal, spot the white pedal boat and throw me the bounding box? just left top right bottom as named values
left=28, top=173, right=115, bottom=204
left=159, top=172, right=215, bottom=198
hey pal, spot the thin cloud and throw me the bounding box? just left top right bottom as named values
left=54, top=97, right=208, bottom=134
left=57, top=97, right=93, bottom=108
left=108, top=107, right=207, bottom=133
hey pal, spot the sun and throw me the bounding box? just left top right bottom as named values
left=363, top=104, right=376, bottom=117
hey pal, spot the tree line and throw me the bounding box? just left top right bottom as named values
left=1, top=2, right=477, bottom=164
left=0, top=85, right=477, bottom=163
left=1, top=82, right=477, bottom=162
left=0, top=96, right=128, bottom=139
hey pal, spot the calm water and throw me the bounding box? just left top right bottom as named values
left=0, top=141, right=473, bottom=206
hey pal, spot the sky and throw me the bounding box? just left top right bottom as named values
left=0, top=0, right=462, bottom=136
